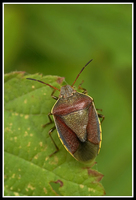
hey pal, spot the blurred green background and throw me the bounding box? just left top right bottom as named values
left=4, top=3, right=132, bottom=196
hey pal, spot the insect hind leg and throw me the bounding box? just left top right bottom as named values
left=48, top=126, right=59, bottom=156
left=42, top=113, right=59, bottom=156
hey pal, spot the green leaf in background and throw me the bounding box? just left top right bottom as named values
left=4, top=72, right=105, bottom=196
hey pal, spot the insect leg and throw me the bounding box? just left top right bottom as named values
left=48, top=126, right=59, bottom=156
left=43, top=113, right=59, bottom=156
left=78, top=80, right=88, bottom=94
left=42, top=112, right=53, bottom=128
left=96, top=108, right=103, bottom=112
left=98, top=113, right=105, bottom=123
left=51, top=89, right=58, bottom=100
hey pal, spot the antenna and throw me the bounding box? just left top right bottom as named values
left=26, top=78, right=60, bottom=91
left=71, top=59, right=93, bottom=87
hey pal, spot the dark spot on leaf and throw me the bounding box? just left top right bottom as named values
left=49, top=179, right=63, bottom=196
left=83, top=166, right=104, bottom=182
left=57, top=77, right=65, bottom=84
left=54, top=179, right=63, bottom=187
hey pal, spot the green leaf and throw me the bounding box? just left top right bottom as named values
left=4, top=71, right=105, bottom=196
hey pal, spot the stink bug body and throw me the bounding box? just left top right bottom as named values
left=27, top=59, right=104, bottom=162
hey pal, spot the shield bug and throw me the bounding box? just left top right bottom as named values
left=27, top=59, right=104, bottom=162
